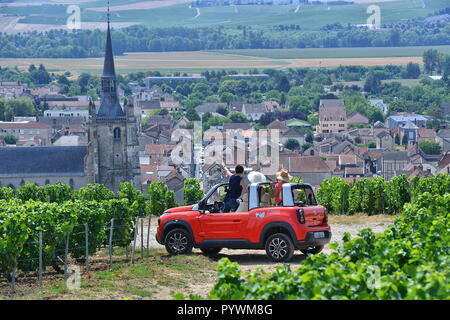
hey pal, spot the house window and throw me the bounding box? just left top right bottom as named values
left=114, top=127, right=121, bottom=140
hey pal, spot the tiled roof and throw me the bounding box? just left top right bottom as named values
left=345, top=167, right=364, bottom=175
left=339, top=154, right=357, bottom=166
left=287, top=156, right=332, bottom=173
left=0, top=121, right=50, bottom=129
left=438, top=152, right=450, bottom=168
left=389, top=114, right=427, bottom=122
left=195, top=103, right=218, bottom=113
left=382, top=151, right=410, bottom=161
left=0, top=146, right=86, bottom=176
left=282, top=127, right=303, bottom=137
left=418, top=128, right=436, bottom=139
left=347, top=111, right=369, bottom=124
left=319, top=105, right=346, bottom=121
left=144, top=144, right=174, bottom=155
left=243, top=103, right=267, bottom=114
left=267, top=119, right=288, bottom=130
left=437, top=129, right=450, bottom=138
left=223, top=123, right=252, bottom=130
left=319, top=99, right=344, bottom=108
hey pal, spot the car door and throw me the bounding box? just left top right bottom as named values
left=199, top=211, right=249, bottom=240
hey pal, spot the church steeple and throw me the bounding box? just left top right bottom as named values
left=96, top=1, right=125, bottom=118
left=102, top=21, right=116, bottom=78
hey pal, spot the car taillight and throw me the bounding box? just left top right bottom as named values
left=323, top=208, right=328, bottom=223
left=296, top=208, right=305, bottom=224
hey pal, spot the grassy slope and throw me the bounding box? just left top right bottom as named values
left=1, top=249, right=218, bottom=300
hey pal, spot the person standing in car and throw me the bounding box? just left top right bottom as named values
left=221, top=162, right=248, bottom=212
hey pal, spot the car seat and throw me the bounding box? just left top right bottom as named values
left=260, top=192, right=270, bottom=207
left=293, top=189, right=304, bottom=205
left=235, top=193, right=249, bottom=212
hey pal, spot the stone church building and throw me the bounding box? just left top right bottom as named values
left=0, top=20, right=141, bottom=193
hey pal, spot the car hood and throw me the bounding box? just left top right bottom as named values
left=164, top=205, right=194, bottom=213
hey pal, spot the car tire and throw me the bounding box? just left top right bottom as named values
left=200, top=248, right=222, bottom=256
left=300, top=245, right=324, bottom=255
left=265, top=233, right=294, bottom=262
left=164, top=228, right=193, bottom=256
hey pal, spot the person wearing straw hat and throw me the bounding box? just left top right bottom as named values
left=270, top=169, right=293, bottom=206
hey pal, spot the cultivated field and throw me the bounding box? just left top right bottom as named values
left=215, top=46, right=450, bottom=59
left=86, top=0, right=193, bottom=12
left=0, top=49, right=428, bottom=75
left=0, top=0, right=448, bottom=31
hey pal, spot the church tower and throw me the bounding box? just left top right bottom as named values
left=86, top=7, right=141, bottom=193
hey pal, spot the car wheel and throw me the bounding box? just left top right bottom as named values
left=300, top=245, right=324, bottom=255
left=265, top=233, right=294, bottom=262
left=200, top=248, right=222, bottom=256
left=165, top=228, right=193, bottom=255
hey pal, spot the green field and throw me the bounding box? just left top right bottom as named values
left=3, top=0, right=448, bottom=31
left=214, top=45, right=450, bottom=59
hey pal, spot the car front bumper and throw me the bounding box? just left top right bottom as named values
left=155, top=231, right=162, bottom=245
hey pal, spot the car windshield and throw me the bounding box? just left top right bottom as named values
left=207, top=184, right=227, bottom=205
left=201, top=183, right=229, bottom=213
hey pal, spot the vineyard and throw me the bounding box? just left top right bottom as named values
left=206, top=174, right=450, bottom=300
left=1, top=174, right=449, bottom=298
left=0, top=182, right=149, bottom=285
left=316, top=174, right=450, bottom=215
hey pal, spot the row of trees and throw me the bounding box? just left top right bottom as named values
left=0, top=23, right=449, bottom=58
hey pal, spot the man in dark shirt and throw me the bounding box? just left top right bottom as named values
left=222, top=163, right=248, bottom=213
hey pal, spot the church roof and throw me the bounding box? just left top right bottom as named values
left=96, top=21, right=125, bottom=118
left=0, top=146, right=87, bottom=177
left=102, top=25, right=116, bottom=79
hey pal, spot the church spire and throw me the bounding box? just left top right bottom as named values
left=102, top=0, right=115, bottom=78
left=96, top=0, right=125, bottom=118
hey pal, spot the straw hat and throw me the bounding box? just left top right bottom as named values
left=276, top=169, right=293, bottom=183
left=248, top=171, right=266, bottom=184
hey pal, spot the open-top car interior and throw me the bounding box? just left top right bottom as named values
left=291, top=184, right=317, bottom=207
